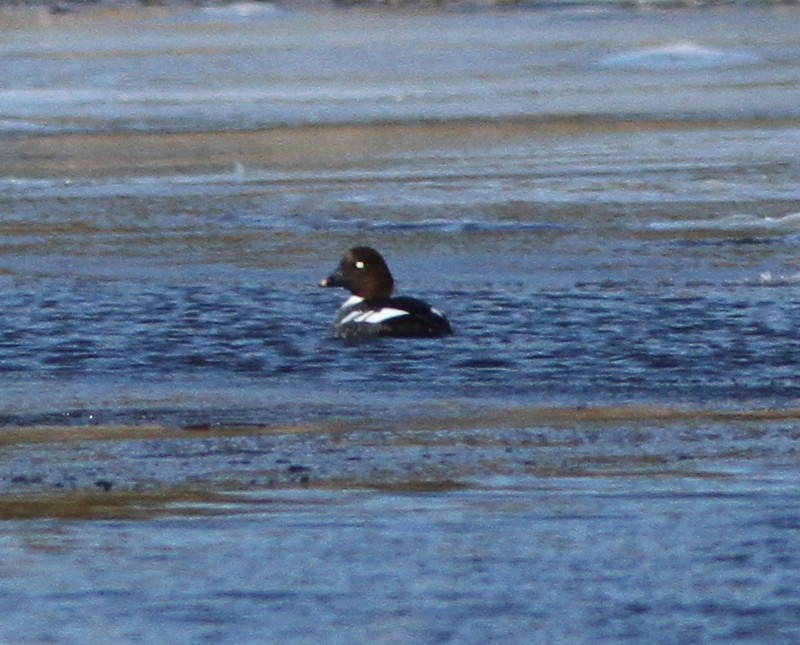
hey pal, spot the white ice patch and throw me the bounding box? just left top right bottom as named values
left=640, top=212, right=800, bottom=235
left=198, top=2, right=283, bottom=18
left=599, top=42, right=759, bottom=70
left=759, top=271, right=800, bottom=286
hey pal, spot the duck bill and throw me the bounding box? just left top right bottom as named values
left=319, top=270, right=345, bottom=288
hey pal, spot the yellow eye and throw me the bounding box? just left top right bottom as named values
left=355, top=261, right=365, bottom=269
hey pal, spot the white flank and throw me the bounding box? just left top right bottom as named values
left=339, top=306, right=406, bottom=325
left=337, top=297, right=408, bottom=326
left=360, top=308, right=408, bottom=324
left=339, top=310, right=363, bottom=325
left=341, top=295, right=365, bottom=308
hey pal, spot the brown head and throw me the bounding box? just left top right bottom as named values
left=319, top=246, right=395, bottom=299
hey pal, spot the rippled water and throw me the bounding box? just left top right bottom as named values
left=2, top=121, right=800, bottom=423
left=2, top=3, right=800, bottom=643
left=4, top=475, right=800, bottom=644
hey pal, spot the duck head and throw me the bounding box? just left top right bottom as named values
left=320, top=246, right=394, bottom=299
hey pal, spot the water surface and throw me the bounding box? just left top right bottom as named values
left=2, top=4, right=800, bottom=643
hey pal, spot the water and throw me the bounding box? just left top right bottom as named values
left=3, top=477, right=800, bottom=644
left=2, top=3, right=800, bottom=643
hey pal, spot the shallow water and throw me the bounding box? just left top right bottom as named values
left=3, top=476, right=800, bottom=645
left=2, top=3, right=800, bottom=642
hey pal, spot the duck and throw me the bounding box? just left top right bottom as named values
left=319, top=246, right=452, bottom=339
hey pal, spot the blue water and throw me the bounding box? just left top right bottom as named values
left=2, top=274, right=800, bottom=427
left=2, top=123, right=800, bottom=423
left=4, top=476, right=800, bottom=644
left=2, top=4, right=800, bottom=643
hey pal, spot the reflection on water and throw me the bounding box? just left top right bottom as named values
left=2, top=4, right=800, bottom=643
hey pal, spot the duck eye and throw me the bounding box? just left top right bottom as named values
left=354, top=261, right=365, bottom=269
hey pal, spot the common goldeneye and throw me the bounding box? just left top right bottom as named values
left=319, top=246, right=452, bottom=339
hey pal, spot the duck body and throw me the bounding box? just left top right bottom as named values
left=330, top=294, right=452, bottom=339
left=320, top=246, right=452, bottom=339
